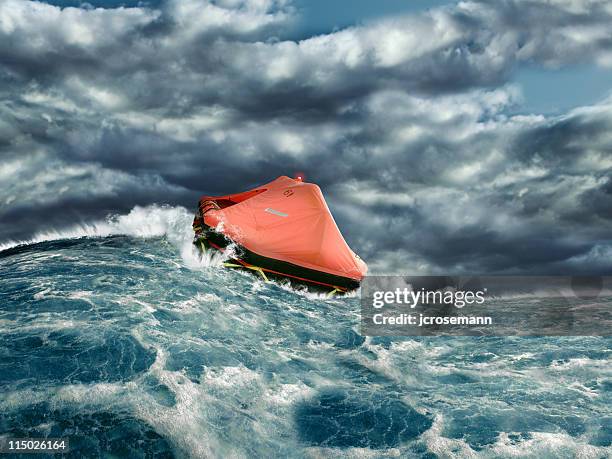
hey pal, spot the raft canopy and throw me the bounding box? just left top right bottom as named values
left=199, top=176, right=367, bottom=283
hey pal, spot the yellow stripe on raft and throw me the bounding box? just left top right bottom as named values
left=248, top=265, right=269, bottom=282
left=222, top=262, right=269, bottom=282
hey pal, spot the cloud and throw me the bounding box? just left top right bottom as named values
left=3, top=0, right=612, bottom=115
left=0, top=0, right=611, bottom=274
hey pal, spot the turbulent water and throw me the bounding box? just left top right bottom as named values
left=0, top=206, right=610, bottom=458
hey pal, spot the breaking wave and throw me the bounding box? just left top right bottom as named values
left=0, top=205, right=192, bottom=251
left=0, top=205, right=228, bottom=269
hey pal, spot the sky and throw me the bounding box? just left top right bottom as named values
left=1, top=0, right=611, bottom=275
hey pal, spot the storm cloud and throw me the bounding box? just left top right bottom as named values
left=1, top=0, right=611, bottom=274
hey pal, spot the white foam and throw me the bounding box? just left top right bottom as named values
left=357, top=338, right=440, bottom=387
left=54, top=382, right=127, bottom=406
left=274, top=278, right=358, bottom=301
left=510, top=352, right=536, bottom=361
left=128, top=350, right=234, bottom=458
left=489, top=431, right=607, bottom=458
left=0, top=382, right=125, bottom=415
left=0, top=205, right=191, bottom=251
left=200, top=365, right=261, bottom=388
left=33, top=288, right=53, bottom=300
left=567, top=382, right=599, bottom=398
left=421, top=414, right=478, bottom=458
left=0, top=317, right=93, bottom=334
left=263, top=382, right=314, bottom=406
left=303, top=446, right=402, bottom=458
left=419, top=406, right=611, bottom=459
left=116, top=296, right=157, bottom=314
left=549, top=357, right=609, bottom=371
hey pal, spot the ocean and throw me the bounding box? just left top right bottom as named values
left=0, top=206, right=610, bottom=458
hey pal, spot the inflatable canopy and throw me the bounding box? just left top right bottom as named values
left=193, top=176, right=367, bottom=291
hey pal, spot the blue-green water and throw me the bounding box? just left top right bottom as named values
left=0, top=207, right=610, bottom=458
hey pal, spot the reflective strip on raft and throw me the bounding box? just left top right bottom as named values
left=264, top=208, right=288, bottom=217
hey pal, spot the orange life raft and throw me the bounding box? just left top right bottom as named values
left=192, top=176, right=367, bottom=292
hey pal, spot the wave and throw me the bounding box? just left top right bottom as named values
left=0, top=205, right=227, bottom=268
left=0, top=205, right=192, bottom=251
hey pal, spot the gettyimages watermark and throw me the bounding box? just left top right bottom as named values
left=360, top=276, right=612, bottom=336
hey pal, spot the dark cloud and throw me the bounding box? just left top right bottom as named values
left=0, top=0, right=611, bottom=274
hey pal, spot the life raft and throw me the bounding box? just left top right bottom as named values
left=193, top=176, right=367, bottom=293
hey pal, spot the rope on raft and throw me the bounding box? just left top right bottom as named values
left=223, top=262, right=269, bottom=282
